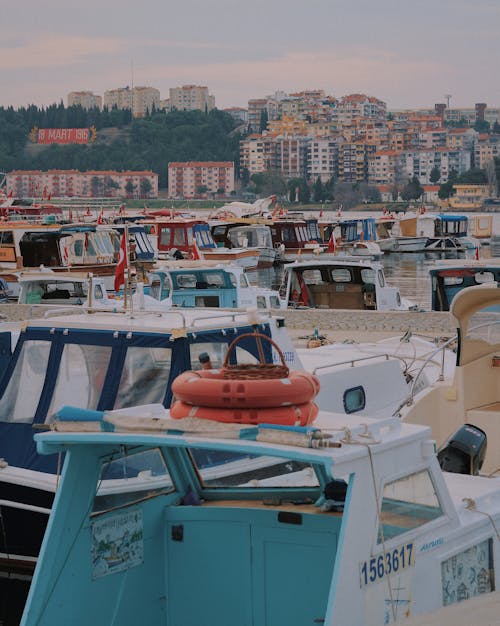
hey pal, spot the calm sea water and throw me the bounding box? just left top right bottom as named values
left=247, top=211, right=500, bottom=311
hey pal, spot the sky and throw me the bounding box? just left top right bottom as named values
left=2, top=0, right=500, bottom=111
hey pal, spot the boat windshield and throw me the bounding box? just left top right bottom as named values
left=466, top=308, right=500, bottom=345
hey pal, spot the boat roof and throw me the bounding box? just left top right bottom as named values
left=21, top=308, right=279, bottom=335
left=429, top=259, right=500, bottom=272
left=34, top=409, right=430, bottom=469
left=286, top=257, right=382, bottom=269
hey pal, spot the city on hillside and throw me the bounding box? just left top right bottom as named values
left=2, top=85, right=500, bottom=209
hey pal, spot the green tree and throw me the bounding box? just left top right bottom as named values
left=313, top=177, right=323, bottom=202
left=430, top=166, right=441, bottom=184
left=139, top=178, right=153, bottom=198
left=298, top=178, right=310, bottom=203
left=125, top=180, right=136, bottom=197
left=401, top=176, right=423, bottom=201
left=259, top=109, right=268, bottom=133
left=456, top=167, right=488, bottom=184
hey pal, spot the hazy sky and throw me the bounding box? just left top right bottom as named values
left=2, top=0, right=499, bottom=111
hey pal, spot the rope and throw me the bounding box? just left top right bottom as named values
left=463, top=497, right=500, bottom=542
left=339, top=429, right=397, bottom=623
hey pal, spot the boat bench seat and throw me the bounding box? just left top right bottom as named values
left=309, top=283, right=365, bottom=309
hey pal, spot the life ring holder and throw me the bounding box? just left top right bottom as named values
left=221, top=332, right=289, bottom=380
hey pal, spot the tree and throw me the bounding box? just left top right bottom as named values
left=456, top=167, right=488, bottom=184
left=139, top=178, right=153, bottom=198
left=430, top=166, right=441, bottom=184
left=401, top=176, right=423, bottom=201
left=259, top=109, right=268, bottom=133
left=125, top=179, right=136, bottom=197
left=298, top=179, right=310, bottom=203
left=313, top=177, right=323, bottom=202
left=249, top=171, right=287, bottom=196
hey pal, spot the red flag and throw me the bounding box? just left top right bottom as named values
left=69, top=208, right=73, bottom=222
left=114, top=233, right=128, bottom=292
left=7, top=191, right=13, bottom=198
left=319, top=209, right=324, bottom=218
left=475, top=246, right=480, bottom=261
left=327, top=231, right=336, bottom=253
left=97, top=210, right=104, bottom=225
left=191, top=241, right=200, bottom=260
left=296, top=273, right=310, bottom=306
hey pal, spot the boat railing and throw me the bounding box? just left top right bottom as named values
left=190, top=310, right=275, bottom=326
left=312, top=353, right=393, bottom=374
left=392, top=335, right=458, bottom=416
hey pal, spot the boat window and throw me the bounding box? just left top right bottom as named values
left=269, top=296, right=280, bottom=308
left=73, top=240, right=83, bottom=256
left=150, top=278, right=161, bottom=300
left=114, top=346, right=172, bottom=409
left=474, top=272, right=494, bottom=284
left=93, top=284, right=104, bottom=300
left=281, top=226, right=295, bottom=243
left=378, top=470, right=443, bottom=542
left=93, top=448, right=174, bottom=514
left=173, top=229, right=186, bottom=246
left=240, top=274, right=248, bottom=287
left=189, top=342, right=227, bottom=370
left=0, top=231, right=13, bottom=244
left=343, top=386, right=366, bottom=413
left=159, top=227, right=172, bottom=246
left=377, top=270, right=385, bottom=287
left=466, top=310, right=500, bottom=346
left=191, top=449, right=320, bottom=490
left=361, top=269, right=375, bottom=285
left=202, top=272, right=225, bottom=288
left=443, top=276, right=463, bottom=286
left=302, top=269, right=324, bottom=285
left=330, top=268, right=352, bottom=283
left=0, top=340, right=51, bottom=423
left=176, top=273, right=197, bottom=289
left=47, top=344, right=112, bottom=418
left=257, top=296, right=266, bottom=309
left=186, top=227, right=194, bottom=245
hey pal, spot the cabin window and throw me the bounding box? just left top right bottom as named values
left=475, top=272, right=494, bottom=284
left=191, top=449, right=320, bottom=490
left=94, top=284, right=104, bottom=300
left=176, top=274, right=197, bottom=289
left=150, top=278, right=161, bottom=299
left=257, top=296, right=266, bottom=309
left=186, top=228, right=194, bottom=245
left=361, top=269, right=375, bottom=285
left=114, top=346, right=172, bottom=409
left=190, top=342, right=227, bottom=370
left=48, top=344, right=112, bottom=418
left=0, top=340, right=51, bottom=423
left=465, top=309, right=500, bottom=346
left=330, top=268, right=352, bottom=283
left=0, top=231, right=13, bottom=244
left=302, top=269, right=324, bottom=285
left=443, top=276, right=463, bottom=286
left=378, top=470, right=443, bottom=542
left=160, top=228, right=172, bottom=246
left=343, top=386, right=366, bottom=413
left=240, top=274, right=249, bottom=288
left=93, top=448, right=174, bottom=514
left=377, top=270, right=385, bottom=287
left=173, top=229, right=186, bottom=246
left=73, top=240, right=83, bottom=256
left=269, top=296, right=280, bottom=308
left=281, top=226, right=295, bottom=242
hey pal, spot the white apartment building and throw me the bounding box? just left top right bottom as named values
left=103, top=86, right=160, bottom=118
left=274, top=136, right=310, bottom=179
left=401, top=148, right=471, bottom=184
left=239, top=135, right=276, bottom=175
left=67, top=91, right=102, bottom=110
left=307, top=139, right=337, bottom=183
left=6, top=170, right=158, bottom=199
left=168, top=162, right=234, bottom=199
left=169, top=85, right=215, bottom=113
left=368, top=150, right=406, bottom=185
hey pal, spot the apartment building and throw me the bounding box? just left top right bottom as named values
left=169, top=85, right=215, bottom=112
left=306, top=139, right=338, bottom=183
left=274, top=136, right=310, bottom=179
left=103, top=86, right=160, bottom=118
left=332, top=94, right=387, bottom=128
left=337, top=142, right=376, bottom=183
left=167, top=162, right=234, bottom=199
left=267, top=116, right=309, bottom=137
left=223, top=107, right=248, bottom=124
left=6, top=170, right=158, bottom=198
left=401, top=148, right=470, bottom=184
left=239, top=135, right=276, bottom=176
left=368, top=150, right=406, bottom=185
left=67, top=91, right=102, bottom=110
left=474, top=134, right=500, bottom=169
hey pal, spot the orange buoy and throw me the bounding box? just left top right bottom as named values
left=170, top=399, right=319, bottom=426
left=171, top=369, right=320, bottom=409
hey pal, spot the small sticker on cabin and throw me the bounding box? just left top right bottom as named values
left=91, top=509, right=144, bottom=579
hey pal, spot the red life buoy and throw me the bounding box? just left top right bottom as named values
left=171, top=369, right=320, bottom=409
left=170, top=399, right=318, bottom=426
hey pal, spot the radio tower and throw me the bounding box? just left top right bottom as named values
left=444, top=94, right=452, bottom=108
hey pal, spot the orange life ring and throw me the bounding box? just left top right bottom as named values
left=171, top=369, right=319, bottom=409
left=170, top=399, right=318, bottom=426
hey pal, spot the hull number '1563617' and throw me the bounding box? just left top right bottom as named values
left=360, top=542, right=414, bottom=587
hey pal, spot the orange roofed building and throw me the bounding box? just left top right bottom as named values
left=168, top=161, right=235, bottom=199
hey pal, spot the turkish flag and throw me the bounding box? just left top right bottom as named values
left=327, top=231, right=336, bottom=253
left=114, top=233, right=127, bottom=292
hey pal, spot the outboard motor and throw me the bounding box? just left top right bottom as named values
left=437, top=424, right=487, bottom=475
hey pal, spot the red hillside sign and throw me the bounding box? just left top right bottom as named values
left=30, top=126, right=97, bottom=144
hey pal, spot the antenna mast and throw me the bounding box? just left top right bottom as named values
left=444, top=94, right=452, bottom=108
